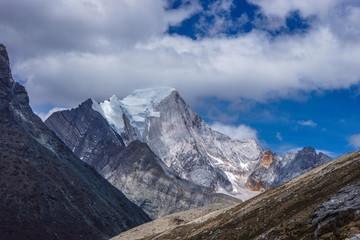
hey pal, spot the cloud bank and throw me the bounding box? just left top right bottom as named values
left=1, top=0, right=360, bottom=107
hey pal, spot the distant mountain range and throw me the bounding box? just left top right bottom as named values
left=0, top=44, right=150, bottom=239
left=46, top=87, right=331, bottom=218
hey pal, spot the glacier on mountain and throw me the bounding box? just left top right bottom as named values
left=92, top=87, right=176, bottom=138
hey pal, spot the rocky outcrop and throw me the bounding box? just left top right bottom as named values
left=261, top=148, right=273, bottom=169
left=245, top=147, right=332, bottom=192
left=46, top=102, right=240, bottom=219
left=0, top=44, right=150, bottom=240
left=312, top=182, right=360, bottom=237
left=245, top=149, right=274, bottom=191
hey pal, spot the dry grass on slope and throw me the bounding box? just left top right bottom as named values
left=111, top=202, right=238, bottom=240
left=142, top=150, right=360, bottom=240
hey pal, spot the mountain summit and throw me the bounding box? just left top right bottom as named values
left=92, top=87, right=176, bottom=136
left=45, top=96, right=239, bottom=219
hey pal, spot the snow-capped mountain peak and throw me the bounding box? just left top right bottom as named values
left=92, top=87, right=176, bottom=135
left=120, top=87, right=175, bottom=133
left=88, top=87, right=264, bottom=199
left=65, top=87, right=332, bottom=200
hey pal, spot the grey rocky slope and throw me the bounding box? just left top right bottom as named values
left=0, top=44, right=150, bottom=240
left=103, top=141, right=239, bottom=219
left=45, top=100, right=239, bottom=219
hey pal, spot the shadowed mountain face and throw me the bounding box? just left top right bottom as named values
left=45, top=98, right=126, bottom=172
left=0, top=44, right=151, bottom=240
left=45, top=102, right=240, bottom=219
left=134, top=150, right=360, bottom=239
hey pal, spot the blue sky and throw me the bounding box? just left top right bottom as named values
left=194, top=88, right=360, bottom=157
left=2, top=0, right=360, bottom=157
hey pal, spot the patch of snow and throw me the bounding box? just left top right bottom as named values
left=217, top=180, right=258, bottom=201
left=239, top=162, right=249, bottom=170
left=120, top=87, right=175, bottom=133
left=206, top=152, right=224, bottom=165
left=91, top=87, right=175, bottom=135
left=92, top=97, right=125, bottom=134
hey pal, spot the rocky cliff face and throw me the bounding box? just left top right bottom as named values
left=88, top=88, right=263, bottom=199
left=245, top=149, right=275, bottom=192
left=0, top=44, right=150, bottom=240
left=46, top=102, right=240, bottom=219
left=45, top=98, right=126, bottom=172
left=47, top=87, right=332, bottom=201
left=312, top=182, right=360, bottom=237
left=246, top=146, right=332, bottom=192
left=140, top=90, right=263, bottom=196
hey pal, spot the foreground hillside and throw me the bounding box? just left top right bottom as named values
left=111, top=203, right=235, bottom=240
left=115, top=150, right=360, bottom=239
left=0, top=45, right=150, bottom=239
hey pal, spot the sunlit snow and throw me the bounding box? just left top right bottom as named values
left=92, top=87, right=175, bottom=135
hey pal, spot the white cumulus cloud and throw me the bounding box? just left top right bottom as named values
left=210, top=122, right=258, bottom=141
left=349, top=133, right=360, bottom=149
left=298, top=120, right=317, bottom=127
left=36, top=107, right=69, bottom=122
left=1, top=0, right=360, bottom=108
